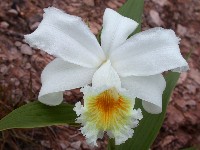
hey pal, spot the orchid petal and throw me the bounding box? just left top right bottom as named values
left=101, top=8, right=138, bottom=56
left=39, top=58, right=96, bottom=105
left=25, top=7, right=105, bottom=68
left=92, top=60, right=121, bottom=89
left=110, top=27, right=189, bottom=77
left=121, top=74, right=166, bottom=114
left=74, top=85, right=142, bottom=146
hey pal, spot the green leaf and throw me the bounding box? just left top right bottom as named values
left=0, top=101, right=76, bottom=131
left=108, top=0, right=182, bottom=149
left=107, top=138, right=116, bottom=150
left=115, top=72, right=180, bottom=150
left=118, top=0, right=144, bottom=34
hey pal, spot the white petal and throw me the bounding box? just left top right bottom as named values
left=97, top=131, right=104, bottom=139
left=73, top=102, right=84, bottom=116
left=110, top=27, right=189, bottom=77
left=25, top=7, right=105, bottom=68
left=109, top=109, right=143, bottom=145
left=80, top=124, right=99, bottom=147
left=92, top=60, right=121, bottom=89
left=76, top=85, right=141, bottom=146
left=121, top=74, right=166, bottom=114
left=101, top=8, right=138, bottom=56
left=39, top=58, right=96, bottom=105
left=113, top=126, right=134, bottom=145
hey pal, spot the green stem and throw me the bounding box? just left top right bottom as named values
left=107, top=138, right=115, bottom=150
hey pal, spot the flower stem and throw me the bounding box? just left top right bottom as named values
left=107, top=138, right=115, bottom=150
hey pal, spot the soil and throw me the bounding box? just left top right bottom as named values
left=0, top=0, right=200, bottom=150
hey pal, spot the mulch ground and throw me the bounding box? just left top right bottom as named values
left=0, top=0, right=200, bottom=149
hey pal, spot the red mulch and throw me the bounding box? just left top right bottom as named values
left=0, top=0, right=199, bottom=149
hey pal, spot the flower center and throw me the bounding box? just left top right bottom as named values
left=84, top=88, right=134, bottom=131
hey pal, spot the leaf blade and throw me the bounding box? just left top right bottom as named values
left=118, top=0, right=144, bottom=34
left=108, top=0, right=182, bottom=149
left=0, top=101, right=76, bottom=131
left=115, top=72, right=180, bottom=150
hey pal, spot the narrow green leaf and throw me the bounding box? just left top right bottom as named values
left=118, top=0, right=144, bottom=34
left=0, top=101, right=76, bottom=131
left=115, top=72, right=180, bottom=150
left=107, top=138, right=115, bottom=150
left=107, top=0, right=182, bottom=149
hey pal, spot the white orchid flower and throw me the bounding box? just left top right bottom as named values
left=24, top=7, right=189, bottom=146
